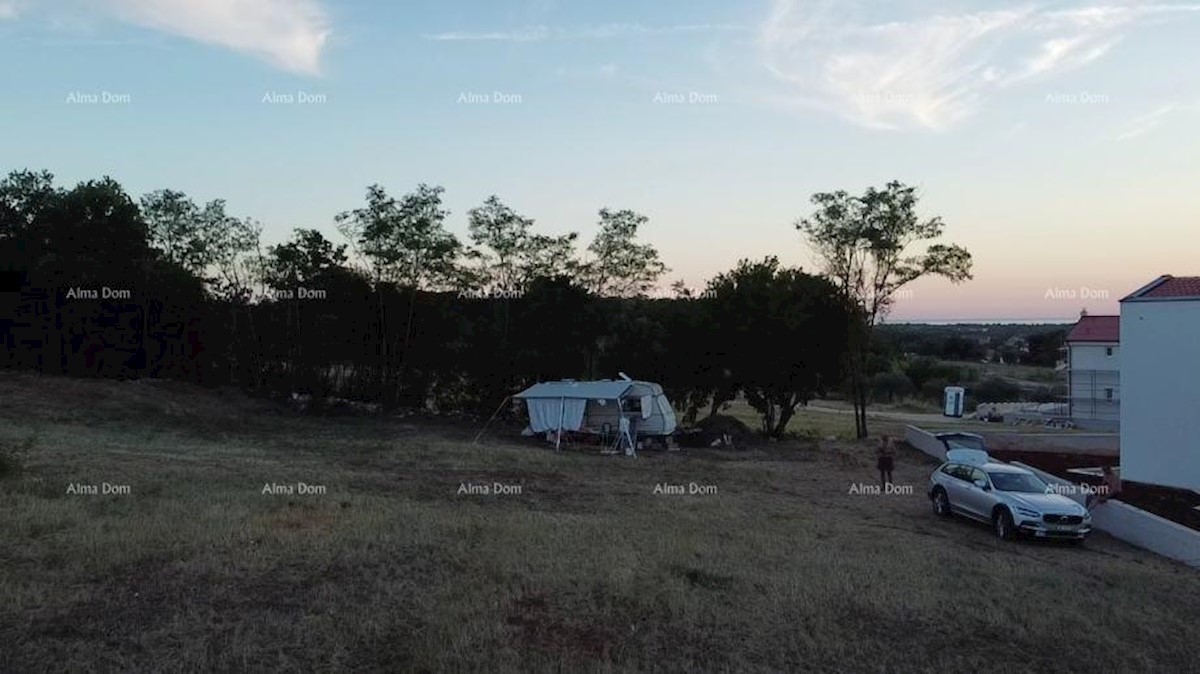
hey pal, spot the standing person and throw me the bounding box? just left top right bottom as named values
left=619, top=415, right=636, bottom=457
left=1087, top=465, right=1122, bottom=510
left=876, top=435, right=896, bottom=490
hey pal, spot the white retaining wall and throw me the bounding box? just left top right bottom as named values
left=904, top=425, right=1117, bottom=459
left=1013, top=461, right=1200, bottom=569
left=905, top=425, right=948, bottom=462
left=982, top=432, right=1118, bottom=456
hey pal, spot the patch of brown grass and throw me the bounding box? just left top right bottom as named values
left=1, top=373, right=1198, bottom=673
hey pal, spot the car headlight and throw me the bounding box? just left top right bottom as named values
left=1016, top=508, right=1041, bottom=519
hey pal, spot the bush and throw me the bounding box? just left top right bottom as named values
left=904, top=357, right=965, bottom=391
left=871, top=372, right=915, bottom=403
left=940, top=336, right=984, bottom=361
left=894, top=398, right=938, bottom=413
left=920, top=378, right=951, bottom=403
left=972, top=377, right=1022, bottom=403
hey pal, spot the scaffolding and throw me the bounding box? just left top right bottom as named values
left=1064, top=368, right=1120, bottom=421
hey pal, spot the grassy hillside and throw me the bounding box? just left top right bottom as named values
left=945, top=359, right=1065, bottom=386
left=1, top=371, right=1196, bottom=672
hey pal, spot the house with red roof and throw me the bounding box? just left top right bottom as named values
left=1064, top=313, right=1120, bottom=428
left=1120, top=275, right=1200, bottom=491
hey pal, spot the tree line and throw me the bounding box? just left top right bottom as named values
left=881, top=324, right=1067, bottom=367
left=0, top=170, right=971, bottom=437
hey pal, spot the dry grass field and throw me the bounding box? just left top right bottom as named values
left=2, top=371, right=1199, bottom=673
left=720, top=398, right=1076, bottom=440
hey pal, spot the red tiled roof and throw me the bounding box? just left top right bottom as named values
left=1144, top=276, right=1200, bottom=298
left=1122, top=275, right=1200, bottom=302
left=1066, top=315, right=1119, bottom=343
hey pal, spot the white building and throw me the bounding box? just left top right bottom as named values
left=1064, top=314, right=1120, bottom=429
left=1120, top=275, right=1200, bottom=491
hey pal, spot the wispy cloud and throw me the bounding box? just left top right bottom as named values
left=1114, top=99, right=1200, bottom=139
left=99, top=0, right=330, bottom=75
left=760, top=0, right=1200, bottom=130
left=554, top=63, right=620, bottom=80
left=1116, top=104, right=1179, bottom=139
left=425, top=23, right=746, bottom=42
left=427, top=26, right=550, bottom=42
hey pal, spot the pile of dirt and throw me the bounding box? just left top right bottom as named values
left=677, top=414, right=758, bottom=448
left=695, top=414, right=753, bottom=435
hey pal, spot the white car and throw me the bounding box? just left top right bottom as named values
left=927, top=449, right=1092, bottom=541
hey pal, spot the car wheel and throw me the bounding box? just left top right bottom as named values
left=993, top=509, right=1015, bottom=541
left=931, top=488, right=952, bottom=517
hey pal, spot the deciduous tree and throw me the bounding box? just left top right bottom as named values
left=705, top=257, right=850, bottom=437
left=798, top=181, right=973, bottom=438
left=466, top=195, right=580, bottom=294
left=583, top=208, right=667, bottom=297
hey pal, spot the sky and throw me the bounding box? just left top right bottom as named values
left=1, top=0, right=1198, bottom=321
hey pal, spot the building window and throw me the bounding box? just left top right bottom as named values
left=1105, top=387, right=1114, bottom=400
left=1105, top=346, right=1113, bottom=357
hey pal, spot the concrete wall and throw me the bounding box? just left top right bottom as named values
left=904, top=425, right=1118, bottom=460
left=1121, top=299, right=1200, bottom=491
left=979, top=432, right=1119, bottom=457
left=1088, top=500, right=1200, bottom=568
left=1014, top=462, right=1200, bottom=568
left=905, top=425, right=947, bottom=462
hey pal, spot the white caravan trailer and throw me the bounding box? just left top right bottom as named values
left=514, top=378, right=678, bottom=452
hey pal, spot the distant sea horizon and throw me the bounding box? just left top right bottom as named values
left=885, top=318, right=1075, bottom=325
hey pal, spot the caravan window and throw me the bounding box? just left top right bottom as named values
left=640, top=395, right=653, bottom=419
left=625, top=397, right=641, bottom=414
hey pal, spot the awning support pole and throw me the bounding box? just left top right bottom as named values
left=472, top=395, right=512, bottom=445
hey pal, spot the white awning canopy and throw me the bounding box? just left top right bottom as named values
left=514, top=380, right=634, bottom=401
